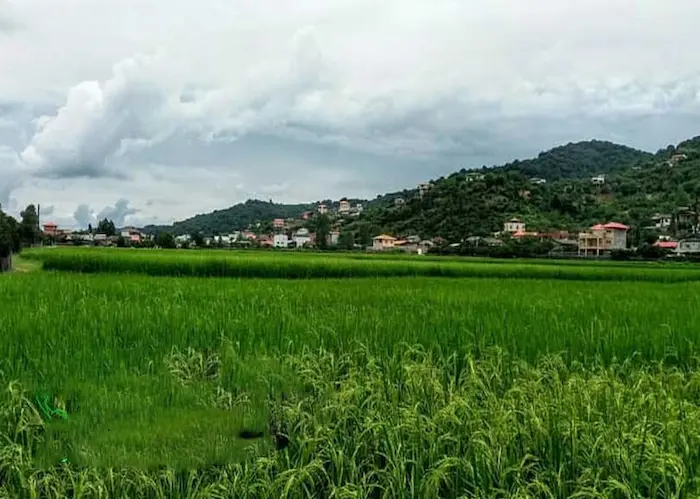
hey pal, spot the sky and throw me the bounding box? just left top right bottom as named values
left=2, top=0, right=700, bottom=229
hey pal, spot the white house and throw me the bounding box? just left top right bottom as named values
left=294, top=228, right=312, bottom=247
left=529, top=177, right=547, bottom=185
left=652, top=213, right=672, bottom=230
left=503, top=218, right=525, bottom=233
left=676, top=239, right=700, bottom=256
left=273, top=234, right=289, bottom=248
left=591, top=174, right=606, bottom=185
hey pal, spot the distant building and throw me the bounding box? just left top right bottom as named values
left=301, top=211, right=313, bottom=221
left=273, top=218, right=285, bottom=230
left=43, top=222, right=58, bottom=237
left=652, top=213, right=672, bottom=230
left=372, top=234, right=397, bottom=251
left=318, top=203, right=328, bottom=215
left=327, top=231, right=340, bottom=246
left=394, top=197, right=405, bottom=206
left=503, top=218, right=525, bottom=233
left=591, top=174, right=606, bottom=185
left=668, top=153, right=688, bottom=167
left=338, top=199, right=351, bottom=214
left=529, top=177, right=547, bottom=185
left=273, top=234, right=289, bottom=248
left=294, top=228, right=312, bottom=247
left=676, top=239, right=700, bottom=256
left=578, top=222, right=629, bottom=256
left=418, top=182, right=432, bottom=198
left=466, top=172, right=485, bottom=182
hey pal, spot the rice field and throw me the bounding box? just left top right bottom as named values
left=22, top=246, right=700, bottom=282
left=4, top=249, right=700, bottom=497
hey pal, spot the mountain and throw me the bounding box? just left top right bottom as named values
left=497, top=140, right=652, bottom=181
left=351, top=137, right=700, bottom=244
left=143, top=199, right=317, bottom=235
left=142, top=139, right=695, bottom=242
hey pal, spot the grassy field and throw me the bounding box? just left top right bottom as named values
left=23, top=246, right=700, bottom=282
left=4, top=249, right=700, bottom=497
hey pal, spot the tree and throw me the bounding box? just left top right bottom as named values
left=88, top=223, right=93, bottom=234
left=97, top=218, right=116, bottom=236
left=315, top=214, right=331, bottom=250
left=191, top=232, right=205, bottom=248
left=116, top=235, right=127, bottom=248
left=338, top=230, right=354, bottom=250
left=19, top=204, right=40, bottom=246
left=155, top=232, right=176, bottom=249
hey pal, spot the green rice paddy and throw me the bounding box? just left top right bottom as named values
left=3, top=248, right=700, bottom=497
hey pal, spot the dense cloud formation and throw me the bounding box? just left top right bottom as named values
left=2, top=0, right=700, bottom=226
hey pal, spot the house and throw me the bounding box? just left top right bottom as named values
left=591, top=174, right=606, bottom=185
left=503, top=218, right=525, bottom=233
left=273, top=234, right=289, bottom=248
left=327, top=231, right=340, bottom=246
left=43, top=222, right=59, bottom=237
left=293, top=228, right=312, bottom=247
left=120, top=227, right=144, bottom=243
left=406, top=235, right=421, bottom=244
left=676, top=239, right=700, bottom=256
left=578, top=222, right=629, bottom=256
left=394, top=197, right=405, bottom=206
left=529, top=177, right=547, bottom=185
left=273, top=218, right=285, bottom=230
left=652, top=213, right=672, bottom=230
left=466, top=172, right=485, bottom=182
left=338, top=199, right=351, bottom=214
left=418, top=182, right=432, bottom=198
left=653, top=240, right=678, bottom=250
left=519, top=190, right=531, bottom=199
left=318, top=203, right=328, bottom=215
left=512, top=229, right=539, bottom=239
left=417, top=240, right=434, bottom=255
left=668, top=153, right=688, bottom=166
left=301, top=211, right=313, bottom=221
left=259, top=235, right=274, bottom=247
left=372, top=234, right=396, bottom=251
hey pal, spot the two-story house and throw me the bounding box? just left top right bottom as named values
left=578, top=222, right=629, bottom=256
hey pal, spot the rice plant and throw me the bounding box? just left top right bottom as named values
left=3, top=265, right=700, bottom=496
left=23, top=247, right=700, bottom=282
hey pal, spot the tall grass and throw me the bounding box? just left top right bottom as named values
left=4, top=271, right=700, bottom=496
left=23, top=247, right=700, bottom=282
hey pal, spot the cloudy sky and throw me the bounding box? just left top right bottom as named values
left=2, top=0, right=700, bottom=228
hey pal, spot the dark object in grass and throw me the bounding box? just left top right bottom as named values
left=238, top=429, right=264, bottom=439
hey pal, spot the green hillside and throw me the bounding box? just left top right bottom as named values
left=351, top=137, right=700, bottom=244
left=142, top=138, right=700, bottom=242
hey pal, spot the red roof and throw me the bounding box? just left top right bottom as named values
left=653, top=241, right=678, bottom=249
left=603, top=222, right=629, bottom=230
left=590, top=224, right=606, bottom=231
left=44, top=222, right=57, bottom=227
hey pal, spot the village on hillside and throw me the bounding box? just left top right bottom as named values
left=37, top=173, right=700, bottom=258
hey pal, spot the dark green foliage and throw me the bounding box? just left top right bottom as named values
left=144, top=200, right=317, bottom=235
left=96, top=218, right=116, bottom=236
left=155, top=232, right=176, bottom=249
left=19, top=204, right=40, bottom=246
left=499, top=140, right=651, bottom=181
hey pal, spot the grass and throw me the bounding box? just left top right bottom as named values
left=5, top=250, right=700, bottom=496
left=22, top=246, right=700, bottom=281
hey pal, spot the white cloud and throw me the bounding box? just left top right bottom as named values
left=3, top=0, right=700, bottom=226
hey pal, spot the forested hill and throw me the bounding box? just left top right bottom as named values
left=143, top=199, right=317, bottom=235
left=143, top=138, right=700, bottom=239
left=497, top=140, right=652, bottom=181
left=354, top=136, right=700, bottom=243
